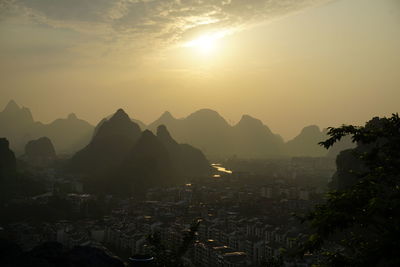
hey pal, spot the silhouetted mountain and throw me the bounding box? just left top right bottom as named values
left=0, top=101, right=94, bottom=155
left=149, top=109, right=232, bottom=155
left=93, top=109, right=141, bottom=141
left=114, top=130, right=177, bottom=196
left=1, top=100, right=354, bottom=159
left=157, top=125, right=210, bottom=177
left=0, top=138, right=16, bottom=182
left=148, top=111, right=178, bottom=131
left=92, top=118, right=107, bottom=138
left=286, top=125, right=327, bottom=157
left=0, top=100, right=36, bottom=153
left=157, top=124, right=178, bottom=147
left=93, top=113, right=147, bottom=139
left=150, top=109, right=286, bottom=158
left=44, top=113, right=94, bottom=154
left=70, top=109, right=142, bottom=175
left=232, top=115, right=285, bottom=158
left=23, top=137, right=57, bottom=167
left=131, top=118, right=147, bottom=130
left=148, top=109, right=358, bottom=159
left=71, top=113, right=209, bottom=195
left=182, top=109, right=233, bottom=156
left=0, top=100, right=34, bottom=126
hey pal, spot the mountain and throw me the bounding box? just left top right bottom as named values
left=114, top=130, right=177, bottom=196
left=285, top=125, right=328, bottom=157
left=0, top=138, right=16, bottom=182
left=43, top=113, right=93, bottom=154
left=0, top=101, right=94, bottom=155
left=93, top=113, right=147, bottom=137
left=0, top=100, right=37, bottom=153
left=149, top=109, right=285, bottom=158
left=70, top=111, right=210, bottom=196
left=0, top=100, right=34, bottom=127
left=285, top=125, right=356, bottom=158
left=1, top=100, right=353, bottom=159
left=157, top=125, right=210, bottom=177
left=23, top=137, right=57, bottom=167
left=70, top=109, right=142, bottom=175
left=181, top=109, right=233, bottom=156
left=148, top=109, right=358, bottom=159
left=131, top=118, right=147, bottom=130
left=232, top=115, right=285, bottom=158
left=148, top=111, right=178, bottom=131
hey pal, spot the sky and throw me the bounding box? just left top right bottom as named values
left=0, top=0, right=399, bottom=140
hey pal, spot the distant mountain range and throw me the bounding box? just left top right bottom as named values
left=0, top=100, right=354, bottom=158
left=148, top=110, right=285, bottom=158
left=147, top=109, right=353, bottom=158
left=0, top=100, right=93, bottom=155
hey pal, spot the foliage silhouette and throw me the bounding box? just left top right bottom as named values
left=298, top=114, right=400, bottom=266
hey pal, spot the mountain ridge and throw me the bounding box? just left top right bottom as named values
left=1, top=101, right=354, bottom=159
left=0, top=101, right=94, bottom=155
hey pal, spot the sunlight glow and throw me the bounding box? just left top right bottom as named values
left=183, top=30, right=232, bottom=54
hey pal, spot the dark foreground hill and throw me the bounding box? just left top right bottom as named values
left=70, top=109, right=142, bottom=175
left=0, top=138, right=16, bottom=182
left=23, top=137, right=57, bottom=167
left=157, top=124, right=210, bottom=177
left=69, top=109, right=210, bottom=196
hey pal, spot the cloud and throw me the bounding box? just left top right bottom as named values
left=3, top=0, right=332, bottom=48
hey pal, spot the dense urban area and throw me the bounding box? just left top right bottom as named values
left=1, top=154, right=334, bottom=266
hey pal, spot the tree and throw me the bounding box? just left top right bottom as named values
left=298, top=114, right=400, bottom=267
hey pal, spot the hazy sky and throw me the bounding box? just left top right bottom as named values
left=1, top=0, right=399, bottom=140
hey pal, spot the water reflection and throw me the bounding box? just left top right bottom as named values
left=211, top=163, right=233, bottom=178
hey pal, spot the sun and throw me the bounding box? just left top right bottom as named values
left=183, top=30, right=232, bottom=55
left=184, top=34, right=218, bottom=54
